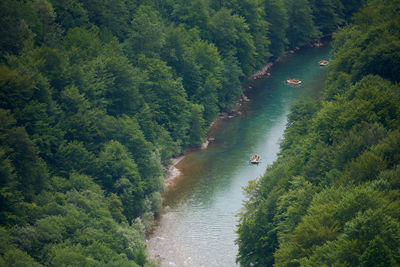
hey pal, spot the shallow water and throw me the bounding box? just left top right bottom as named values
left=148, top=45, right=332, bottom=267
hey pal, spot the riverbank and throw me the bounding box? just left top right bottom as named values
left=163, top=100, right=250, bottom=188
left=164, top=155, right=185, bottom=188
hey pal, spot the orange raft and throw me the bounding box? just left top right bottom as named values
left=319, top=60, right=329, bottom=67
left=286, top=78, right=302, bottom=85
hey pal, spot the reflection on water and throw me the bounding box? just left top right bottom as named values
left=148, top=45, right=332, bottom=266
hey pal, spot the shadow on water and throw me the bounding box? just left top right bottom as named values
left=149, top=44, right=332, bottom=267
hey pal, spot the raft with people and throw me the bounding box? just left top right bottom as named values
left=249, top=155, right=261, bottom=165
left=319, top=60, right=329, bottom=67
left=286, top=78, right=302, bottom=85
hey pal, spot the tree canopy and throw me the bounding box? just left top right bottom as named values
left=0, top=0, right=364, bottom=265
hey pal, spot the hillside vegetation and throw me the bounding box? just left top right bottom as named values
left=236, top=0, right=400, bottom=266
left=0, top=0, right=362, bottom=265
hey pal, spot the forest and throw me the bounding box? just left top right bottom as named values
left=236, top=0, right=400, bottom=266
left=0, top=0, right=367, bottom=266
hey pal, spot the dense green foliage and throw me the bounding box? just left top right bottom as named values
left=236, top=0, right=400, bottom=266
left=0, top=0, right=362, bottom=265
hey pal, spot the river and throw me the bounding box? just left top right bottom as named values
left=148, top=45, right=332, bottom=266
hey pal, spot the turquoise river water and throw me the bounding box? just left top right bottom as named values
left=148, top=45, right=332, bottom=266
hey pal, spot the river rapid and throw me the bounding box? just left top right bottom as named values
left=148, top=45, right=332, bottom=267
